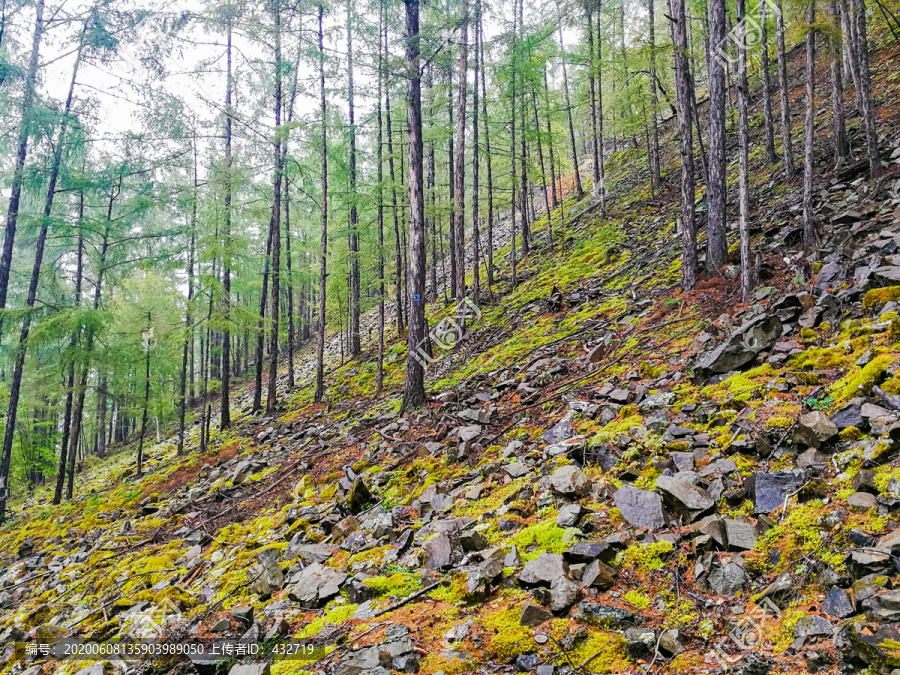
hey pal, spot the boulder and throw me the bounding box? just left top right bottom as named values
left=793, top=614, right=833, bottom=639
left=520, top=602, right=554, bottom=627
left=822, top=586, right=855, bottom=618
left=656, top=475, right=714, bottom=523
left=708, top=562, right=748, bottom=596
left=346, top=479, right=373, bottom=514
left=750, top=470, right=805, bottom=514
left=614, top=485, right=666, bottom=529
left=549, top=465, right=591, bottom=496
left=549, top=575, right=583, bottom=613
left=794, top=411, right=838, bottom=449
left=518, top=553, right=569, bottom=586
left=287, top=562, right=347, bottom=607
left=556, top=504, right=583, bottom=528
left=695, top=314, right=783, bottom=375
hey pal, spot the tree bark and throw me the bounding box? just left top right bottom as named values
left=670, top=0, right=698, bottom=290
left=403, top=0, right=427, bottom=410
left=707, top=0, right=728, bottom=274
left=221, top=16, right=234, bottom=429
left=347, top=0, right=361, bottom=358
left=0, top=0, right=44, bottom=325
left=557, top=0, right=584, bottom=200
left=736, top=0, right=753, bottom=302
left=803, top=0, right=818, bottom=252
left=266, top=0, right=283, bottom=413
left=454, top=0, right=468, bottom=315
left=776, top=0, right=797, bottom=182
left=830, top=0, right=849, bottom=167
left=314, top=2, right=329, bottom=404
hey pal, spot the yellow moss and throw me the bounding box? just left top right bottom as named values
left=765, top=416, right=793, bottom=430
left=294, top=603, right=358, bottom=639
left=614, top=540, right=674, bottom=572
left=483, top=606, right=535, bottom=660
left=863, top=287, right=900, bottom=311
left=557, top=630, right=631, bottom=673
left=830, top=354, right=895, bottom=403
left=507, top=518, right=568, bottom=555
left=840, top=426, right=863, bottom=441
left=883, top=378, right=900, bottom=395
left=623, top=590, right=652, bottom=609
left=362, top=573, right=422, bottom=598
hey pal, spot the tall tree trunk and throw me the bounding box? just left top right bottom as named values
left=480, top=19, right=495, bottom=287
left=221, top=18, right=234, bottom=429
left=803, top=0, right=818, bottom=252
left=472, top=0, right=482, bottom=305
left=56, top=201, right=84, bottom=498
left=776, top=0, right=797, bottom=181
left=510, top=3, right=518, bottom=287
left=179, top=137, right=199, bottom=452
left=252, top=217, right=273, bottom=411
left=760, top=0, right=777, bottom=164
left=707, top=0, right=728, bottom=273
left=447, top=74, right=457, bottom=300
left=849, top=0, right=880, bottom=176
left=557, top=0, right=584, bottom=200
left=136, top=317, right=151, bottom=478
left=427, top=65, right=439, bottom=302
left=595, top=11, right=606, bottom=215
left=386, top=31, right=405, bottom=335
left=830, top=0, right=849, bottom=167
left=0, top=30, right=80, bottom=519
left=267, top=0, right=283, bottom=413
left=314, top=2, right=329, bottom=404
left=0, top=0, right=44, bottom=325
left=670, top=0, right=698, bottom=290
left=648, top=0, right=662, bottom=192
left=588, top=8, right=602, bottom=202
left=403, top=0, right=427, bottom=410
left=377, top=0, right=386, bottom=396
left=518, top=0, right=529, bottom=255
left=543, top=65, right=559, bottom=210
left=736, top=0, right=753, bottom=302
left=454, top=0, right=468, bottom=315
left=348, top=0, right=361, bottom=358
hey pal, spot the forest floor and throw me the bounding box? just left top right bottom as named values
left=4, top=28, right=900, bottom=675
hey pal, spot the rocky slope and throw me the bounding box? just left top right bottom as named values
left=4, top=35, right=900, bottom=675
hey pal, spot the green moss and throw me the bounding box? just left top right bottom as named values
left=483, top=606, right=535, bottom=660
left=507, top=518, right=568, bottom=555
left=614, top=540, right=674, bottom=572
left=840, top=426, right=863, bottom=441
left=830, top=354, right=894, bottom=403
left=361, top=573, right=422, bottom=598
left=863, top=287, right=900, bottom=311
left=623, top=590, right=652, bottom=609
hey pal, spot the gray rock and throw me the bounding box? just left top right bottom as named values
left=444, top=621, right=473, bottom=642
left=794, top=411, right=839, bottom=449
left=346, top=479, right=373, bottom=514
left=659, top=628, right=684, bottom=655
left=549, top=575, right=583, bottom=612
left=228, top=664, right=271, bottom=675
left=459, top=531, right=488, bottom=552
left=231, top=460, right=253, bottom=485
left=230, top=606, right=254, bottom=627
left=549, top=465, right=591, bottom=496
left=695, top=314, right=783, bottom=375
left=724, top=519, right=758, bottom=551
left=822, top=586, right=855, bottom=618
left=581, top=560, right=616, bottom=590
left=656, top=475, right=714, bottom=523
left=520, top=602, right=554, bottom=627
left=74, top=665, right=110, bottom=675
left=518, top=553, right=569, bottom=586
left=556, top=503, right=583, bottom=528
left=503, top=462, right=532, bottom=479
left=793, top=614, right=833, bottom=639
left=751, top=470, right=805, bottom=514
left=708, top=563, right=748, bottom=596
left=425, top=533, right=460, bottom=570
left=848, top=491, right=877, bottom=512
left=287, top=562, right=347, bottom=607
left=576, top=601, right=639, bottom=629
left=614, top=485, right=666, bottom=529
left=563, top=542, right=615, bottom=564
left=831, top=400, right=867, bottom=430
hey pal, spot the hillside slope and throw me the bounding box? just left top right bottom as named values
left=4, top=31, right=900, bottom=675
